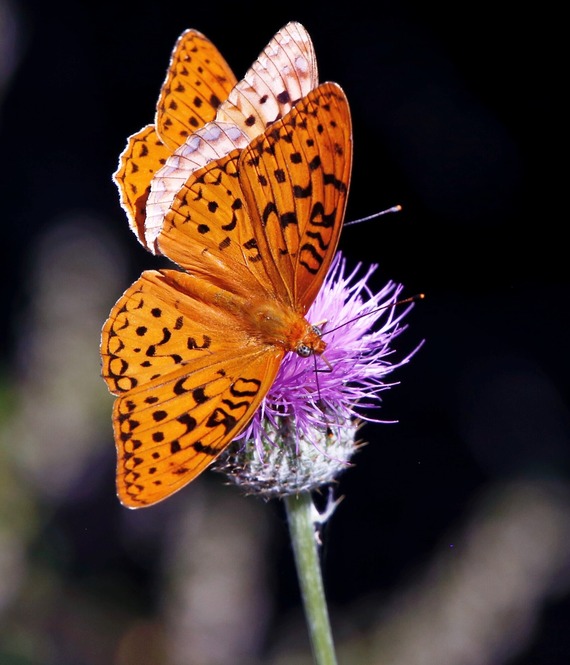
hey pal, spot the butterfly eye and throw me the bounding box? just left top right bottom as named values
left=296, top=344, right=313, bottom=358
left=296, top=325, right=324, bottom=356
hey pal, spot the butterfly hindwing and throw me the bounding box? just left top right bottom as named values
left=113, top=345, right=281, bottom=507
left=113, top=344, right=281, bottom=507
left=113, top=124, right=172, bottom=247
left=101, top=268, right=283, bottom=507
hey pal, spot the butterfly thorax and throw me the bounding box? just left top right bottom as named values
left=245, top=298, right=326, bottom=358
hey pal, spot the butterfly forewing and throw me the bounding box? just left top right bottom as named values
left=158, top=149, right=279, bottom=301
left=239, top=81, right=352, bottom=310
left=104, top=269, right=226, bottom=393
left=146, top=22, right=319, bottom=254
left=156, top=29, right=238, bottom=150
left=101, top=268, right=283, bottom=507
left=113, top=29, right=238, bottom=251
left=216, top=21, right=318, bottom=135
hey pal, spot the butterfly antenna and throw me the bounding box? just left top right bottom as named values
left=324, top=293, right=425, bottom=337
left=344, top=204, right=402, bottom=227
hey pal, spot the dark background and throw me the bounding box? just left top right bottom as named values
left=1, top=1, right=568, bottom=663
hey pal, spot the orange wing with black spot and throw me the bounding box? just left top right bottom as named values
left=115, top=23, right=319, bottom=254
left=113, top=29, right=238, bottom=250
left=101, top=82, right=352, bottom=507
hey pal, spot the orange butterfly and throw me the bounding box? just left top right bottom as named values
left=114, top=22, right=318, bottom=254
left=101, top=82, right=353, bottom=507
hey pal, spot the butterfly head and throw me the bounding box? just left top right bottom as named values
left=296, top=324, right=325, bottom=357
left=248, top=299, right=326, bottom=358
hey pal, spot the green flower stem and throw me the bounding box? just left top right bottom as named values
left=284, top=492, right=338, bottom=665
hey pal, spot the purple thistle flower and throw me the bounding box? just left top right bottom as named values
left=215, top=252, right=422, bottom=497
